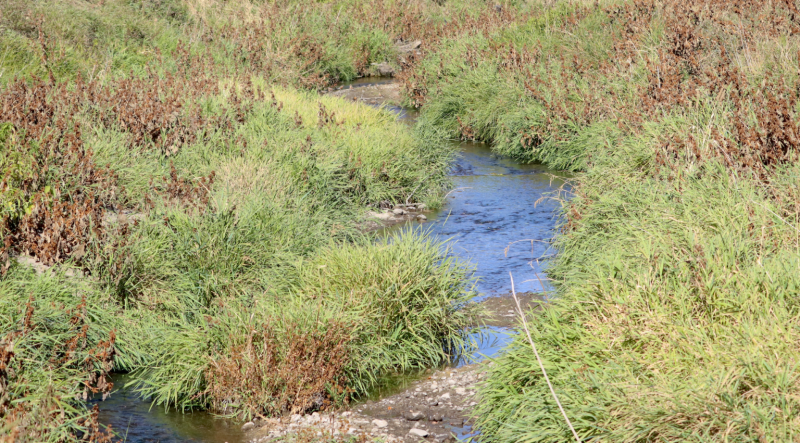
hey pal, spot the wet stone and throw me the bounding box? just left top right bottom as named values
left=372, top=61, right=395, bottom=76
left=404, top=411, right=425, bottom=421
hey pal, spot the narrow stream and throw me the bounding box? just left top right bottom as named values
left=94, top=80, right=567, bottom=442
left=384, top=140, right=567, bottom=298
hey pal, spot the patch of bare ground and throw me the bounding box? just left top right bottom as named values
left=246, top=363, right=485, bottom=443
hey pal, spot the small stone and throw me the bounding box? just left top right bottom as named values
left=241, top=422, right=255, bottom=431
left=393, top=208, right=406, bottom=216
left=290, top=414, right=302, bottom=423
left=429, top=413, right=444, bottom=422
left=372, top=419, right=389, bottom=428
left=404, top=411, right=425, bottom=421
left=416, top=214, right=427, bottom=221
left=455, top=388, right=467, bottom=395
left=371, top=61, right=395, bottom=76
left=408, top=428, right=429, bottom=438
left=428, top=399, right=439, bottom=406
left=439, top=393, right=451, bottom=400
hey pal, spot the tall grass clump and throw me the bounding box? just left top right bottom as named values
left=132, top=230, right=476, bottom=419
left=0, top=71, right=477, bottom=429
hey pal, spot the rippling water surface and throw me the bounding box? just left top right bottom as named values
left=386, top=140, right=567, bottom=298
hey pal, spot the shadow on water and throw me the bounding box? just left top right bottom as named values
left=90, top=374, right=245, bottom=443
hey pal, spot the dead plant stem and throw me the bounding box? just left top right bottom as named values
left=509, top=272, right=581, bottom=443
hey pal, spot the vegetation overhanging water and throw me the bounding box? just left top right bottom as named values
left=5, top=1, right=800, bottom=442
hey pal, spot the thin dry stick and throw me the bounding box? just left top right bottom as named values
left=510, top=272, right=581, bottom=443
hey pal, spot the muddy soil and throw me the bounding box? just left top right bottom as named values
left=474, top=291, right=544, bottom=328
left=361, top=202, right=430, bottom=231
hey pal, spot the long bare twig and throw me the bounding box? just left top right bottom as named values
left=510, top=272, right=581, bottom=442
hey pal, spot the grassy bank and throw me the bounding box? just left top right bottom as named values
left=402, top=0, right=800, bottom=441
left=7, top=0, right=799, bottom=441
left=0, top=1, right=504, bottom=440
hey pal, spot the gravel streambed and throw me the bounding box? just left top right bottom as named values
left=246, top=364, right=486, bottom=443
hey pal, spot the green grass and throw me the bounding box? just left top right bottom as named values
left=402, top=0, right=800, bottom=441
left=0, top=0, right=495, bottom=436
left=9, top=0, right=800, bottom=441
left=475, top=132, right=800, bottom=442
left=0, top=78, right=477, bottom=438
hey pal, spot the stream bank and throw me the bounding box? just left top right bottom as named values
left=91, top=79, right=566, bottom=443
left=243, top=81, right=567, bottom=442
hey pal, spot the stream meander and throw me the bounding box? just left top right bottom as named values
left=94, top=79, right=568, bottom=442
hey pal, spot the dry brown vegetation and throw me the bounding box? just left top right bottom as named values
left=205, top=319, right=352, bottom=418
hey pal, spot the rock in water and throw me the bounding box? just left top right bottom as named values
left=241, top=422, right=255, bottom=431
left=371, top=62, right=395, bottom=77
left=404, top=410, right=425, bottom=421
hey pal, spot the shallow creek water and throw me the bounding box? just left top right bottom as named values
left=94, top=80, right=567, bottom=442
